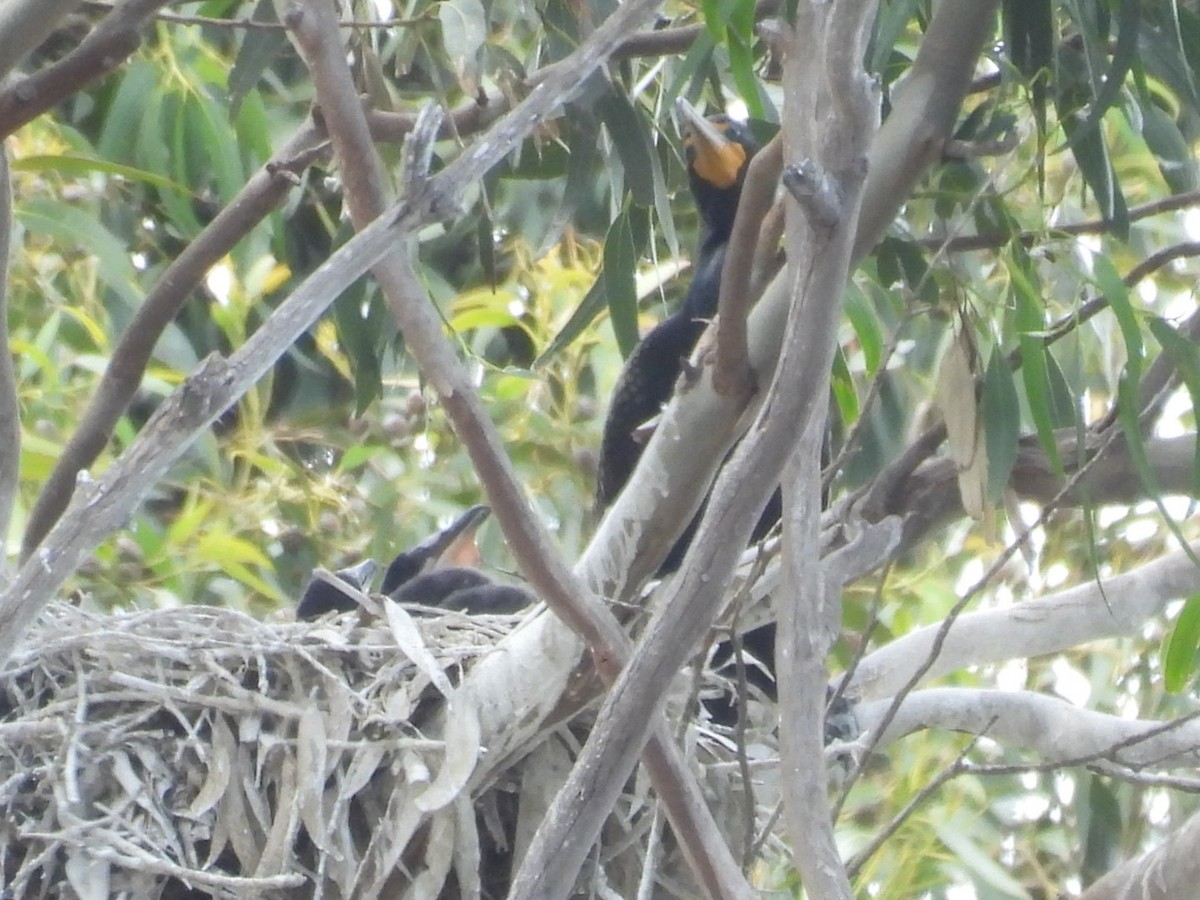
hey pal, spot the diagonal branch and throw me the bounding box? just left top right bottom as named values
left=20, top=94, right=513, bottom=560
left=283, top=2, right=755, bottom=897
left=0, top=0, right=678, bottom=668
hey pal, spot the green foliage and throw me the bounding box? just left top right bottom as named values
left=6, top=0, right=1200, bottom=895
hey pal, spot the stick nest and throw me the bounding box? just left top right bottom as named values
left=0, top=601, right=776, bottom=898
left=0, top=599, right=534, bottom=898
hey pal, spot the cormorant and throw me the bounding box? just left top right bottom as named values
left=593, top=100, right=783, bottom=723
left=296, top=558, right=378, bottom=620
left=595, top=100, right=757, bottom=513
left=383, top=505, right=533, bottom=613
left=296, top=504, right=533, bottom=620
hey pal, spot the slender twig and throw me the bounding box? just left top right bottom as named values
left=845, top=729, right=990, bottom=879
left=917, top=188, right=1200, bottom=253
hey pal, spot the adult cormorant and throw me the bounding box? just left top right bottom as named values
left=594, top=100, right=758, bottom=514
left=593, top=100, right=782, bottom=723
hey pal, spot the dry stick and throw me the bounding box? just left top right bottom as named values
left=0, top=0, right=173, bottom=139
left=713, top=134, right=783, bottom=400
left=283, top=2, right=753, bottom=899
left=0, top=144, right=17, bottom=561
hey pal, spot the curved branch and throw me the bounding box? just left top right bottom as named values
left=846, top=537, right=1200, bottom=700
left=858, top=687, right=1200, bottom=769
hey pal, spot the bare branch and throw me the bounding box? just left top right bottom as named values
left=857, top=688, right=1200, bottom=770
left=714, top=134, right=782, bottom=401
left=847, top=538, right=1200, bottom=701
left=21, top=93, right=512, bottom=559
left=0, top=0, right=678, bottom=669
left=0, top=0, right=171, bottom=140
left=852, top=0, right=1001, bottom=261
left=285, top=1, right=754, bottom=897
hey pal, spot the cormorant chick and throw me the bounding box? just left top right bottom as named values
left=296, top=558, right=377, bottom=620
left=296, top=505, right=533, bottom=620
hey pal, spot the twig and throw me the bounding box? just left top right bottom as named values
left=845, top=728, right=990, bottom=878
left=917, top=188, right=1200, bottom=253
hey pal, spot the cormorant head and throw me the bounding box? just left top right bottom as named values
left=675, top=98, right=758, bottom=246
left=296, top=557, right=378, bottom=620
left=381, top=504, right=491, bottom=595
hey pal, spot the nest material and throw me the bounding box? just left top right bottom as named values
left=0, top=599, right=525, bottom=899
left=0, top=599, right=780, bottom=899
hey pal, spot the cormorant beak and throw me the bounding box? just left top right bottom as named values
left=411, top=503, right=491, bottom=573
left=675, top=97, right=747, bottom=190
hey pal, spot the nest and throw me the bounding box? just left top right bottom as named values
left=0, top=600, right=781, bottom=899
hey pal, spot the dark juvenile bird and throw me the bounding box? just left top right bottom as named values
left=296, top=558, right=378, bottom=620
left=383, top=505, right=533, bottom=614
left=296, top=505, right=533, bottom=620
left=594, top=100, right=758, bottom=514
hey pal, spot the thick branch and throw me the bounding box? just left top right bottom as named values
left=511, top=2, right=880, bottom=895
left=714, top=134, right=782, bottom=400
left=852, top=1, right=999, bottom=260
left=846, top=538, right=1200, bottom=700
left=857, top=688, right=1200, bottom=769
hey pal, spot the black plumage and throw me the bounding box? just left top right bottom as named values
left=595, top=101, right=757, bottom=511
left=390, top=567, right=533, bottom=614
left=379, top=504, right=492, bottom=595
left=296, top=558, right=377, bottom=620
left=296, top=504, right=533, bottom=619
left=593, top=101, right=788, bottom=724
